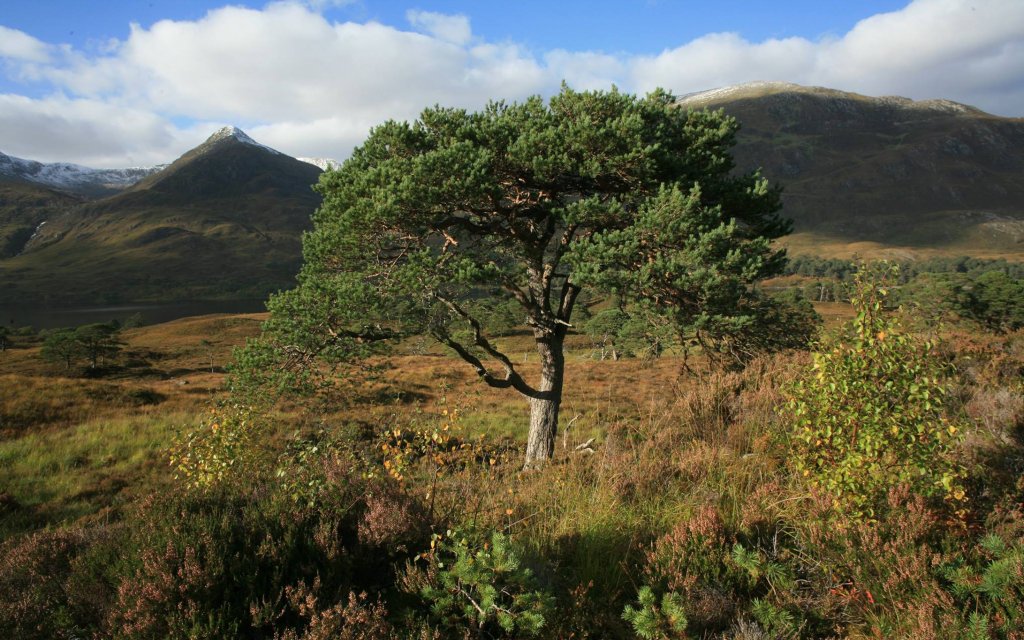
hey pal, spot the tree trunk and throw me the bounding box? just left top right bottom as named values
left=523, top=332, right=564, bottom=469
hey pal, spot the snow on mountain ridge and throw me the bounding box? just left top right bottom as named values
left=204, top=126, right=285, bottom=156
left=298, top=157, right=341, bottom=171
left=2, top=126, right=322, bottom=196
left=676, top=81, right=985, bottom=114
left=0, top=149, right=165, bottom=193
left=677, top=81, right=805, bottom=104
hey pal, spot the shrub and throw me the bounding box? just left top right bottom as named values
left=622, top=586, right=688, bottom=639
left=107, top=481, right=386, bottom=639
left=782, top=264, right=968, bottom=520
left=942, top=534, right=1024, bottom=637
left=274, top=584, right=397, bottom=640
left=416, top=528, right=553, bottom=637
left=169, top=403, right=260, bottom=491
left=640, top=506, right=746, bottom=632
left=0, top=528, right=92, bottom=639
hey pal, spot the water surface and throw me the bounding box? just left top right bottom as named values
left=1, top=299, right=267, bottom=330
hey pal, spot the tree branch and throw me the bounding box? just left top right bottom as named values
left=543, top=224, right=578, bottom=302
left=499, top=274, right=534, bottom=310
left=324, top=324, right=400, bottom=343
left=558, top=279, right=581, bottom=325
left=432, top=294, right=540, bottom=398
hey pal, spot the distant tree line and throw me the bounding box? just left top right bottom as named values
left=784, top=256, right=1024, bottom=332
left=786, top=255, right=1024, bottom=281
left=40, top=322, right=124, bottom=371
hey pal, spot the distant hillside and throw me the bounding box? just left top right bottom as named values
left=4, top=85, right=1023, bottom=308
left=0, top=151, right=163, bottom=198
left=678, top=82, right=1024, bottom=259
left=0, top=180, right=81, bottom=259
left=0, top=128, right=322, bottom=306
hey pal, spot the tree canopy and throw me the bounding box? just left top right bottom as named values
left=41, top=323, right=122, bottom=371
left=241, top=86, right=807, bottom=467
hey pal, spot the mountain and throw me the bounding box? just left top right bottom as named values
left=297, top=157, right=341, bottom=171
left=0, top=127, right=323, bottom=306
left=677, top=82, right=1024, bottom=259
left=0, top=151, right=164, bottom=198
left=0, top=180, right=81, bottom=259
left=4, top=85, right=1023, bottom=309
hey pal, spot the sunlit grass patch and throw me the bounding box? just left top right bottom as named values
left=0, top=410, right=192, bottom=538
left=0, top=374, right=168, bottom=437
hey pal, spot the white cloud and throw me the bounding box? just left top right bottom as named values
left=406, top=10, right=471, bottom=46
left=630, top=33, right=817, bottom=96
left=250, top=115, right=385, bottom=160
left=543, top=50, right=625, bottom=91
left=0, top=26, right=51, bottom=63
left=0, top=0, right=1021, bottom=167
left=632, top=0, right=1024, bottom=111
left=0, top=94, right=208, bottom=167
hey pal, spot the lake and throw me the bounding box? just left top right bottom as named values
left=0, top=299, right=268, bottom=331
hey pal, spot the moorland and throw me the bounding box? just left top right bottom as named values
left=2, top=85, right=1024, bottom=639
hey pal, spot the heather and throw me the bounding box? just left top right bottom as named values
left=2, top=295, right=1022, bottom=638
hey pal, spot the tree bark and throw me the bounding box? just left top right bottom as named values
left=523, top=331, right=564, bottom=469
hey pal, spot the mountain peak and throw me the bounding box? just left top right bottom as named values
left=677, top=81, right=987, bottom=116
left=202, top=126, right=283, bottom=155
left=207, top=126, right=257, bottom=145
left=678, top=81, right=806, bottom=103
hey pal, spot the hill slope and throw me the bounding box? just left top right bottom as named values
left=678, top=82, right=1024, bottom=259
left=0, top=151, right=163, bottom=198
left=0, top=128, right=323, bottom=305
left=0, top=180, right=81, bottom=259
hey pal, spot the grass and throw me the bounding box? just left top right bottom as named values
left=0, top=411, right=190, bottom=538
left=0, top=313, right=268, bottom=539
left=3, top=306, right=1023, bottom=638
left=0, top=306, right=790, bottom=542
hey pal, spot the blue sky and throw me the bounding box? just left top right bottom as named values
left=1, top=1, right=910, bottom=62
left=1, top=0, right=1022, bottom=166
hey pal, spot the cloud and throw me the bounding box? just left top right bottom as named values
left=0, top=3, right=551, bottom=165
left=631, top=0, right=1024, bottom=111
left=0, top=0, right=1021, bottom=167
left=629, top=33, right=817, bottom=96
left=543, top=50, right=625, bottom=91
left=406, top=10, right=471, bottom=46
left=38, top=4, right=546, bottom=122
left=250, top=115, right=387, bottom=160
left=0, top=26, right=52, bottom=63
left=0, top=94, right=208, bottom=167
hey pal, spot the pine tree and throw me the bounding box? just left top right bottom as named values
left=240, top=86, right=793, bottom=467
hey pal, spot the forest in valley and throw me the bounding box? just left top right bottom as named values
left=2, top=88, right=1023, bottom=639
